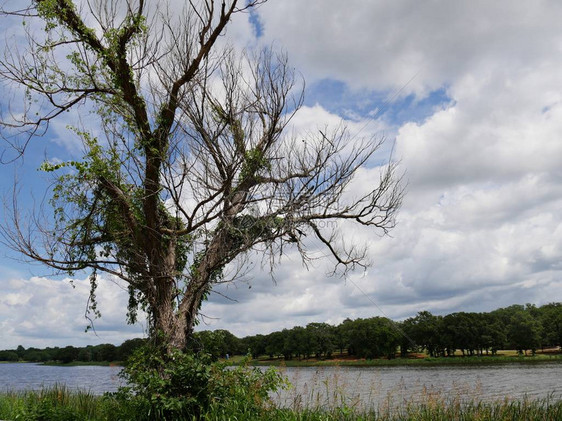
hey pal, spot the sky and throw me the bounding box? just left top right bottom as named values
left=1, top=0, right=561, bottom=349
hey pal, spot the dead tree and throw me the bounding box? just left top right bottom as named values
left=0, top=0, right=403, bottom=352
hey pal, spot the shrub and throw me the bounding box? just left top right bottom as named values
left=113, top=344, right=286, bottom=420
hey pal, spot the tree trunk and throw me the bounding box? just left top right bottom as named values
left=150, top=227, right=238, bottom=354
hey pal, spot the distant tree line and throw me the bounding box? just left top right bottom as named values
left=1, top=303, right=560, bottom=363
left=398, top=303, right=561, bottom=358
left=192, top=302, right=561, bottom=361
left=0, top=338, right=146, bottom=363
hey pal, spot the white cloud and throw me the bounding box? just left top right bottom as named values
left=195, top=0, right=562, bottom=335
left=397, top=67, right=562, bottom=191
left=0, top=273, right=145, bottom=349
left=257, top=0, right=562, bottom=95
left=2, top=0, right=562, bottom=346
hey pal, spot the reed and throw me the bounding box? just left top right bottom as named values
left=0, top=385, right=131, bottom=420
left=201, top=395, right=562, bottom=420
left=0, top=383, right=560, bottom=420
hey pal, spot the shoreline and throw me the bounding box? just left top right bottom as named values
left=4, top=352, right=561, bottom=368
left=239, top=353, right=562, bottom=368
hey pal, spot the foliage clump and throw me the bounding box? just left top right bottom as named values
left=113, top=344, right=287, bottom=420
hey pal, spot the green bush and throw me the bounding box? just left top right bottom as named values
left=113, top=344, right=287, bottom=420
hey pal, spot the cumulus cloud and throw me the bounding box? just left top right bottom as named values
left=197, top=0, right=562, bottom=336
left=1, top=0, right=562, bottom=345
left=257, top=0, right=562, bottom=95
left=398, top=68, right=562, bottom=191
left=0, top=273, right=145, bottom=349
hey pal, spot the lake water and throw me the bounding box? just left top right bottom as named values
left=273, top=363, right=562, bottom=410
left=1, top=362, right=561, bottom=410
left=0, top=363, right=124, bottom=394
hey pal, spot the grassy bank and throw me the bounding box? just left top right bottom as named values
left=241, top=352, right=562, bottom=368
left=0, top=386, right=561, bottom=420
left=8, top=354, right=562, bottom=369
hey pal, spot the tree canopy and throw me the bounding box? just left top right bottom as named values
left=0, top=0, right=403, bottom=353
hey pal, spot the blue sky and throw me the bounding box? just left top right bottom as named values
left=1, top=0, right=562, bottom=348
left=304, top=79, right=453, bottom=131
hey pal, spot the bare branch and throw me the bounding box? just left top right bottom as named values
left=0, top=0, right=403, bottom=353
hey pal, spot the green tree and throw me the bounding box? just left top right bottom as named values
left=408, top=311, right=444, bottom=357
left=539, top=303, right=562, bottom=348
left=306, top=322, right=335, bottom=359
left=442, top=312, right=480, bottom=356
left=118, top=337, right=147, bottom=361
left=93, top=343, right=118, bottom=361
left=77, top=347, right=92, bottom=362
left=346, top=317, right=399, bottom=359
left=265, top=331, right=284, bottom=359
left=0, top=350, right=19, bottom=361
left=39, top=348, right=56, bottom=362
left=56, top=346, right=79, bottom=363
left=279, top=328, right=297, bottom=360
left=242, top=334, right=266, bottom=359
left=15, top=345, right=25, bottom=360
left=190, top=329, right=241, bottom=359
left=0, top=0, right=402, bottom=357
left=288, top=326, right=308, bottom=360
left=491, top=304, right=525, bottom=327
left=480, top=313, right=506, bottom=355
left=508, top=311, right=542, bottom=355
left=334, top=319, right=352, bottom=355
left=398, top=318, right=419, bottom=357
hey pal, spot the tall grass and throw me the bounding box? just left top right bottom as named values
left=386, top=393, right=562, bottom=421
left=0, top=385, right=561, bottom=420
left=264, top=365, right=562, bottom=420
left=0, top=385, right=132, bottom=420
left=200, top=396, right=562, bottom=420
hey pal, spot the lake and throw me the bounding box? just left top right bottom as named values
left=0, top=363, right=124, bottom=394
left=274, top=363, right=562, bottom=410
left=1, top=362, right=561, bottom=410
